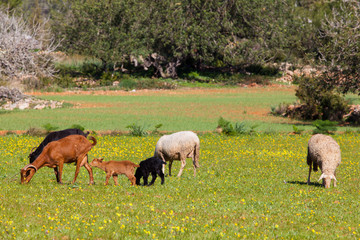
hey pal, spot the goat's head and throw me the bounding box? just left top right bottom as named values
left=20, top=164, right=38, bottom=184
left=90, top=158, right=104, bottom=167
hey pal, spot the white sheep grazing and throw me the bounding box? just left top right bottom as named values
left=154, top=131, right=200, bottom=177
left=307, top=134, right=341, bottom=188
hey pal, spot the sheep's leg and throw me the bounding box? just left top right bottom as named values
left=334, top=170, right=337, bottom=187
left=177, top=156, right=186, bottom=177
left=157, top=169, right=165, bottom=185
left=113, top=175, right=119, bottom=186
left=307, top=164, right=311, bottom=185
left=168, top=160, right=173, bottom=176
left=143, top=172, right=150, bottom=186
left=159, top=153, right=166, bottom=174
left=149, top=172, right=157, bottom=186
left=192, top=156, right=197, bottom=177
left=135, top=169, right=142, bottom=185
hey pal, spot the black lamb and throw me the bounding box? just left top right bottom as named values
left=135, top=157, right=165, bottom=186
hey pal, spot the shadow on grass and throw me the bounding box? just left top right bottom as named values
left=286, top=180, right=323, bottom=187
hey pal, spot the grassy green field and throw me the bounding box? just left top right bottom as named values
left=0, top=86, right=309, bottom=133
left=1, top=133, right=360, bottom=239
left=0, top=85, right=358, bottom=133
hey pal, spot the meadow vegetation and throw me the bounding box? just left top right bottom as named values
left=1, top=133, right=360, bottom=239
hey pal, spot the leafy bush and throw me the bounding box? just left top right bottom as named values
left=292, top=125, right=304, bottom=135
left=25, top=127, right=46, bottom=136
left=69, top=124, right=86, bottom=132
left=42, top=123, right=59, bottom=133
left=295, top=77, right=349, bottom=121
left=312, top=120, right=338, bottom=135
left=151, top=124, right=163, bottom=135
left=217, top=117, right=252, bottom=135
left=126, top=123, right=148, bottom=137
left=245, top=64, right=279, bottom=76
left=271, top=102, right=290, bottom=116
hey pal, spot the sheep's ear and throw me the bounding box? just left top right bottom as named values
left=318, top=173, right=326, bottom=181
left=100, top=158, right=104, bottom=161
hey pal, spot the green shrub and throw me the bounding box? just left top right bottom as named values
left=245, top=64, right=279, bottom=76
left=271, top=102, right=290, bottom=116
left=26, top=127, right=46, bottom=136
left=42, top=123, right=59, bottom=133
left=120, top=79, right=137, bottom=90
left=312, top=120, right=338, bottom=135
left=69, top=124, right=86, bottom=132
left=151, top=124, right=163, bottom=135
left=217, top=117, right=253, bottom=135
left=126, top=123, right=148, bottom=137
left=295, top=77, right=349, bottom=121
left=292, top=125, right=304, bottom=135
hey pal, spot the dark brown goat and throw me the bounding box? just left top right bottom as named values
left=20, top=135, right=97, bottom=184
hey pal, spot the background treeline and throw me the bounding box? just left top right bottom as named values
left=2, top=0, right=360, bottom=122
left=0, top=0, right=341, bottom=78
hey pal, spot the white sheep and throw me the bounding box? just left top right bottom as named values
left=307, top=134, right=341, bottom=188
left=154, top=131, right=200, bottom=177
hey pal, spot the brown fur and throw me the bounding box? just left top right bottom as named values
left=90, top=158, right=140, bottom=186
left=20, top=135, right=97, bottom=184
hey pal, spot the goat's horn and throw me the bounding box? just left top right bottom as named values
left=23, top=164, right=38, bottom=173
left=30, top=147, right=37, bottom=154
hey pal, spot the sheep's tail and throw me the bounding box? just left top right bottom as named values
left=88, top=136, right=97, bottom=146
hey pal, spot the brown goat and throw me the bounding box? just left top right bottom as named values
left=90, top=158, right=140, bottom=186
left=20, top=135, right=97, bottom=184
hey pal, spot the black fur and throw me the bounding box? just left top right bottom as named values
left=135, top=157, right=165, bottom=186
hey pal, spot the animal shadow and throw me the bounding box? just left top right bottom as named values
left=286, top=180, right=323, bottom=187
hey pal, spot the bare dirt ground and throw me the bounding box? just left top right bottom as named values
left=27, top=84, right=295, bottom=97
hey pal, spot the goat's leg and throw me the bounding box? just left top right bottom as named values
left=125, top=173, right=136, bottom=186
left=58, top=161, right=64, bottom=184
left=307, top=164, right=312, bottom=185
left=177, top=156, right=187, bottom=177
left=72, top=154, right=89, bottom=184
left=149, top=172, right=157, bottom=185
left=113, top=175, right=119, bottom=186
left=72, top=160, right=82, bottom=184
left=83, top=161, right=95, bottom=185
left=54, top=167, right=61, bottom=183
left=105, top=172, right=112, bottom=185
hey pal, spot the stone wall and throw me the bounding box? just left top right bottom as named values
left=0, top=87, right=63, bottom=110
